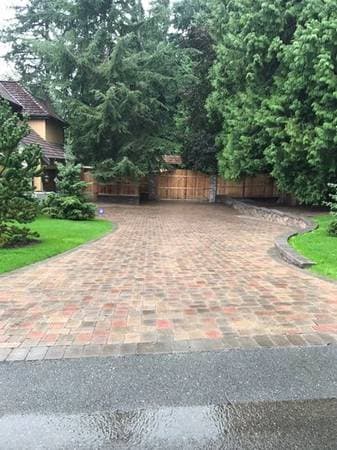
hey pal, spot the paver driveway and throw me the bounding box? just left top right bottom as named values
left=1, top=202, right=337, bottom=361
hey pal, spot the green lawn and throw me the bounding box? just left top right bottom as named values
left=290, top=214, right=337, bottom=280
left=0, top=216, right=114, bottom=274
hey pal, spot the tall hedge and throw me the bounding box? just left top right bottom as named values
left=208, top=0, right=337, bottom=203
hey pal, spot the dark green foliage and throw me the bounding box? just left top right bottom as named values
left=263, top=1, right=337, bottom=204
left=0, top=101, right=41, bottom=248
left=173, top=0, right=219, bottom=174
left=328, top=220, right=337, bottom=237
left=4, top=0, right=337, bottom=203
left=2, top=0, right=185, bottom=176
left=208, top=0, right=290, bottom=180
left=94, top=157, right=145, bottom=183
left=208, top=0, right=337, bottom=203
left=326, top=184, right=337, bottom=236
left=42, top=161, right=95, bottom=220
left=54, top=161, right=88, bottom=197
left=0, top=224, right=39, bottom=248
left=42, top=194, right=96, bottom=220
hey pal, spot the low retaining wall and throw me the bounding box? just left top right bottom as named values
left=218, top=197, right=311, bottom=229
left=219, top=197, right=317, bottom=269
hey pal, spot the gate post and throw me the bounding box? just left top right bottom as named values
left=209, top=175, right=217, bottom=203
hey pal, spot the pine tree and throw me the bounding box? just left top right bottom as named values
left=1, top=0, right=186, bottom=178
left=42, top=158, right=96, bottom=220
left=173, top=0, right=220, bottom=174
left=0, top=101, right=41, bottom=247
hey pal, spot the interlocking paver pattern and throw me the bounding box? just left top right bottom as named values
left=1, top=202, right=337, bottom=361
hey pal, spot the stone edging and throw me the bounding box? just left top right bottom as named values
left=219, top=197, right=317, bottom=269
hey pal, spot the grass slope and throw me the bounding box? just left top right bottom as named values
left=290, top=215, right=337, bottom=280
left=0, top=216, right=114, bottom=274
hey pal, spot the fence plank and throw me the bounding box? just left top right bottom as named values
left=157, top=169, right=210, bottom=201
left=217, top=174, right=278, bottom=198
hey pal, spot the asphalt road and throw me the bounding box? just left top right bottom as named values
left=1, top=346, right=337, bottom=449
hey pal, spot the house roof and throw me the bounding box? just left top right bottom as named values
left=163, top=155, right=183, bottom=165
left=0, top=80, right=65, bottom=124
left=21, top=129, right=65, bottom=164
left=0, top=83, right=22, bottom=108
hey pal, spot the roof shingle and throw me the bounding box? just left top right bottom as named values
left=21, top=129, right=65, bottom=164
left=0, top=81, right=64, bottom=123
left=0, top=83, right=22, bottom=108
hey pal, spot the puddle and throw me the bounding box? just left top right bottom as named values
left=1, top=400, right=337, bottom=449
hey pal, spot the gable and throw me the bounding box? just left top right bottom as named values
left=0, top=81, right=65, bottom=124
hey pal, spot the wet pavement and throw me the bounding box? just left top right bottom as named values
left=3, top=202, right=337, bottom=362
left=1, top=400, right=337, bottom=449
left=1, top=346, right=337, bottom=448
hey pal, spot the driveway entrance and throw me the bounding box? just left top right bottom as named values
left=1, top=202, right=337, bottom=361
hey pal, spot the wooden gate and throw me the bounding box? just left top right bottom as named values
left=157, top=169, right=210, bottom=201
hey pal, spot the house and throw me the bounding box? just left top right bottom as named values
left=0, top=80, right=65, bottom=192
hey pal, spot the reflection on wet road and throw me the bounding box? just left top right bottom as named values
left=1, top=399, right=337, bottom=449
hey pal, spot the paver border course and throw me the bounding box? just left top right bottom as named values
left=1, top=333, right=336, bottom=362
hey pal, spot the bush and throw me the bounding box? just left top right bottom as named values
left=42, top=194, right=96, bottom=220
left=0, top=224, right=39, bottom=248
left=328, top=220, right=337, bottom=237
left=42, top=160, right=96, bottom=221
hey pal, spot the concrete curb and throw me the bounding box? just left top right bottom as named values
left=219, top=197, right=317, bottom=269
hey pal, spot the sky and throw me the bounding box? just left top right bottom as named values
left=0, top=0, right=152, bottom=79
left=0, top=0, right=25, bottom=78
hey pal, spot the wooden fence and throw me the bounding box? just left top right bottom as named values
left=82, top=169, right=98, bottom=200
left=82, top=167, right=279, bottom=203
left=156, top=169, right=210, bottom=201
left=216, top=174, right=278, bottom=198
left=82, top=168, right=140, bottom=201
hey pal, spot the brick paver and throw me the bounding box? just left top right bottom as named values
left=1, top=202, right=337, bottom=361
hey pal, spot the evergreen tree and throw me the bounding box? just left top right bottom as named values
left=1, top=0, right=186, bottom=178
left=42, top=157, right=96, bottom=220
left=173, top=0, right=220, bottom=174
left=263, top=0, right=337, bottom=203
left=208, top=0, right=337, bottom=203
left=0, top=101, right=41, bottom=247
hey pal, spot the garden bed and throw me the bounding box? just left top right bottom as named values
left=0, top=216, right=113, bottom=274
